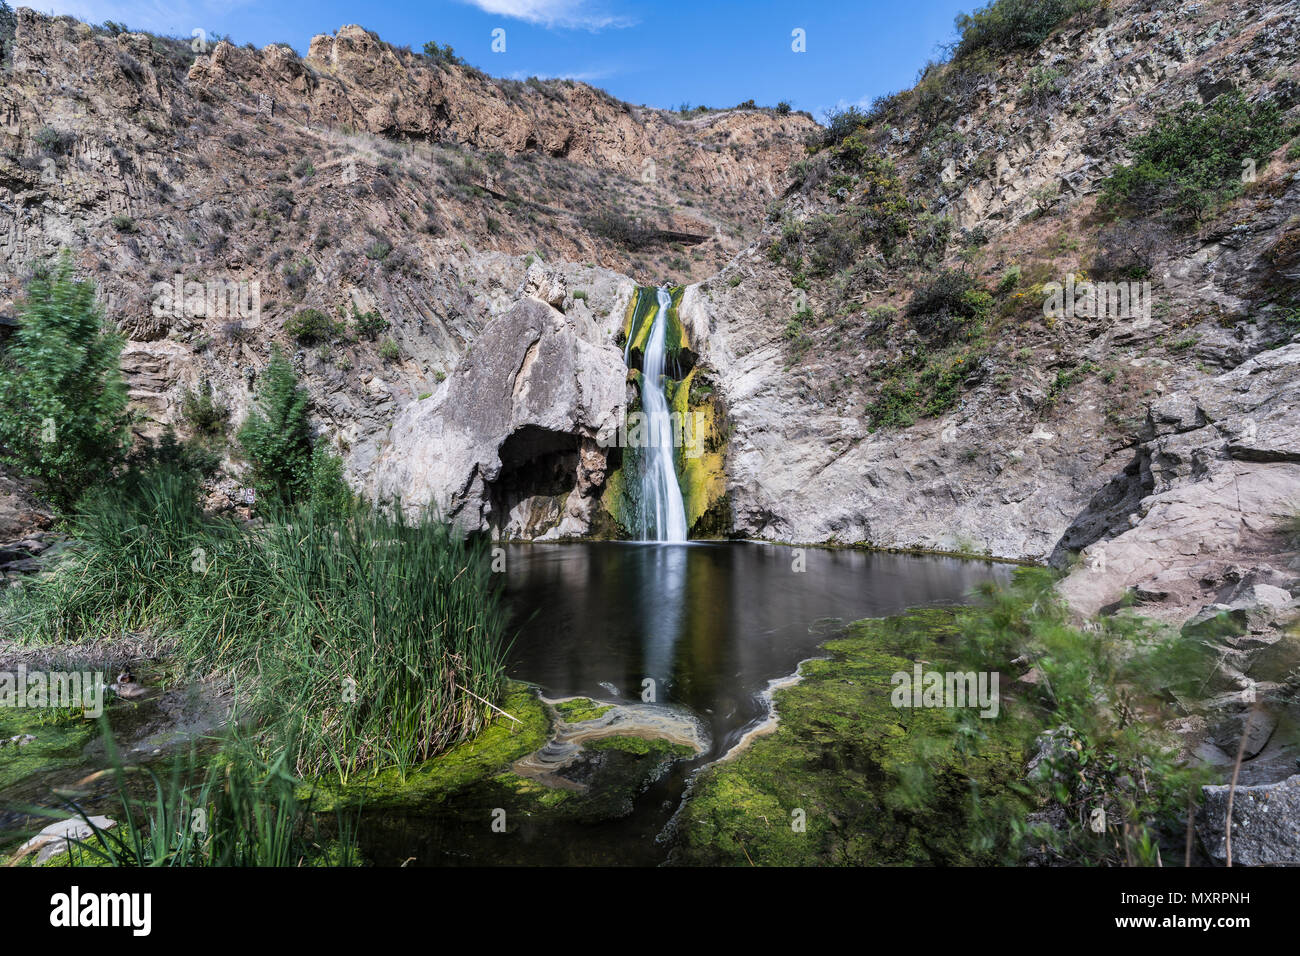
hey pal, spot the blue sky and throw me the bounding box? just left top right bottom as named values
left=31, top=0, right=977, bottom=119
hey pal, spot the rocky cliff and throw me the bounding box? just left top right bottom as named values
left=1, top=0, right=1299, bottom=626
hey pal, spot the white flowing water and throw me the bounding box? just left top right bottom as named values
left=635, top=287, right=689, bottom=542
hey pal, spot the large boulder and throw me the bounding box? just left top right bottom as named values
left=372, top=293, right=628, bottom=538
left=1199, top=774, right=1300, bottom=866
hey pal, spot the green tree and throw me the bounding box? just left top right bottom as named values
left=0, top=2, right=16, bottom=68
left=236, top=347, right=312, bottom=509
left=307, top=444, right=353, bottom=521
left=0, top=254, right=132, bottom=512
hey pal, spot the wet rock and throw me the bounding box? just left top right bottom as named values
left=14, top=815, right=117, bottom=865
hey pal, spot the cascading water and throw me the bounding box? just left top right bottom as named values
left=631, top=287, right=689, bottom=543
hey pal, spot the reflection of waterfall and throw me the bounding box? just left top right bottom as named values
left=635, top=287, right=689, bottom=543
left=640, top=544, right=686, bottom=697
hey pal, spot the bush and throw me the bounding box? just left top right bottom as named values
left=906, top=269, right=991, bottom=343
left=307, top=444, right=352, bottom=521
left=581, top=209, right=654, bottom=249
left=953, top=0, right=1096, bottom=61
left=378, top=339, right=401, bottom=362
left=1099, top=92, right=1288, bottom=224
left=110, top=214, right=135, bottom=232
left=236, top=347, right=312, bottom=508
left=284, top=307, right=340, bottom=344
left=33, top=125, right=74, bottom=155
left=422, top=41, right=464, bottom=66
left=351, top=305, right=389, bottom=341
left=0, top=254, right=132, bottom=511
left=180, top=378, right=229, bottom=441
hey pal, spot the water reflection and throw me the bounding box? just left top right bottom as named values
left=504, top=541, right=1012, bottom=758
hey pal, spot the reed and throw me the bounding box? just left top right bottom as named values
left=4, top=466, right=510, bottom=778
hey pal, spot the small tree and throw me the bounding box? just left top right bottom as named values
left=0, top=2, right=16, bottom=68
left=0, top=254, right=132, bottom=512
left=236, top=347, right=312, bottom=509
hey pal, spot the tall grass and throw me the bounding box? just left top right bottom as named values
left=4, top=466, right=510, bottom=778
left=16, top=721, right=359, bottom=867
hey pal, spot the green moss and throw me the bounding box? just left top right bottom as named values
left=553, top=698, right=614, bottom=723
left=585, top=735, right=694, bottom=759
left=312, top=680, right=550, bottom=810
left=668, top=608, right=1029, bottom=866
left=0, top=708, right=97, bottom=794
left=668, top=367, right=729, bottom=536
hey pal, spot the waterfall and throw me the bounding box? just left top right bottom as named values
left=634, top=287, right=689, bottom=543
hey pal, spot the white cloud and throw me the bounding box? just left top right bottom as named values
left=507, top=67, right=614, bottom=83
left=457, top=0, right=636, bottom=31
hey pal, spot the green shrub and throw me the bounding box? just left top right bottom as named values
left=307, top=444, right=352, bottom=521
left=33, top=124, right=73, bottom=154
left=0, top=254, right=132, bottom=511
left=180, top=378, right=229, bottom=441
left=351, top=306, right=389, bottom=341
left=364, top=239, right=392, bottom=261
left=953, top=0, right=1096, bottom=61
left=236, top=347, right=312, bottom=508
left=378, top=339, right=401, bottom=362
left=1099, top=92, right=1288, bottom=224
left=284, top=308, right=340, bottom=344
left=110, top=214, right=135, bottom=233
left=906, top=269, right=992, bottom=343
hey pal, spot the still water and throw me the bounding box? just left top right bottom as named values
left=505, top=541, right=1013, bottom=761
left=355, top=541, right=1012, bottom=864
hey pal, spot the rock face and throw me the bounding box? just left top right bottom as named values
left=1199, top=774, right=1300, bottom=866
left=372, top=287, right=629, bottom=538
left=1059, top=345, right=1300, bottom=619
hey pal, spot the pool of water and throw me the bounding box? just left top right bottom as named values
left=504, top=541, right=1013, bottom=762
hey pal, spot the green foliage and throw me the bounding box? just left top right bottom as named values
left=35, top=724, right=360, bottom=867
left=866, top=347, right=984, bottom=429
left=1, top=469, right=510, bottom=779
left=33, top=125, right=73, bottom=155
left=110, top=214, right=135, bottom=233
left=378, top=339, right=401, bottom=362
left=364, top=239, right=392, bottom=261
left=0, top=254, right=132, bottom=512
left=674, top=569, right=1212, bottom=866
left=307, top=445, right=352, bottom=521
left=350, top=305, right=389, bottom=341
left=422, top=41, right=464, bottom=66
left=0, top=2, right=15, bottom=68
left=1099, top=92, right=1289, bottom=225
left=180, top=378, right=229, bottom=441
left=953, top=0, right=1096, bottom=61
left=284, top=307, right=341, bottom=344
left=958, top=569, right=1211, bottom=865
left=236, top=347, right=312, bottom=508
left=906, top=268, right=992, bottom=343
